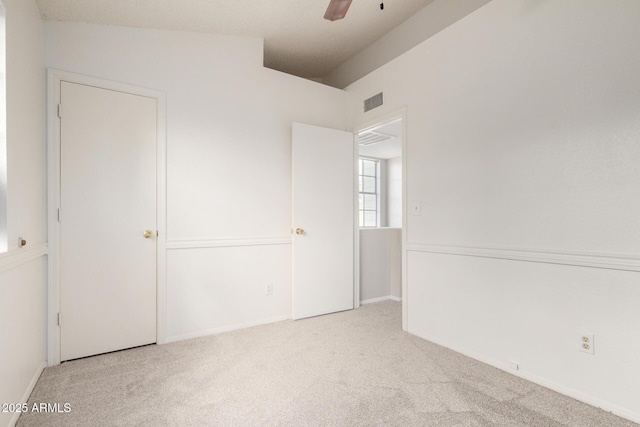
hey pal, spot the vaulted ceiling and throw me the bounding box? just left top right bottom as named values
left=35, top=0, right=438, bottom=80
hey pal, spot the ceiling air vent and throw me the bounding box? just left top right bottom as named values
left=358, top=130, right=393, bottom=146
left=364, top=92, right=383, bottom=112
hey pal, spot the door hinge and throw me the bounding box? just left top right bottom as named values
left=57, top=313, right=61, bottom=326
left=57, top=104, right=62, bottom=119
left=57, top=208, right=61, bottom=222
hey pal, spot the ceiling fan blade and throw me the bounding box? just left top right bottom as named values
left=324, top=0, right=353, bottom=21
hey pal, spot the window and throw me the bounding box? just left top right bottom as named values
left=358, top=158, right=378, bottom=227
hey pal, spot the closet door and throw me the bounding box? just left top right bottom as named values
left=60, top=81, right=157, bottom=361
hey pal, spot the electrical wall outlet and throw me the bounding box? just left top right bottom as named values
left=265, top=283, right=273, bottom=295
left=578, top=333, right=594, bottom=355
left=508, top=361, right=519, bottom=371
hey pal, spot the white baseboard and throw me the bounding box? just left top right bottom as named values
left=9, top=362, right=46, bottom=427
left=360, top=296, right=402, bottom=305
left=515, top=365, right=640, bottom=424
left=420, top=335, right=640, bottom=425
left=164, top=315, right=290, bottom=343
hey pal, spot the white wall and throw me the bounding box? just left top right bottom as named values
left=360, top=228, right=401, bottom=302
left=347, top=0, right=640, bottom=422
left=0, top=3, right=6, bottom=252
left=387, top=157, right=402, bottom=228
left=324, top=0, right=492, bottom=88
left=377, top=158, right=387, bottom=227
left=389, top=228, right=401, bottom=299
left=6, top=1, right=45, bottom=249
left=44, top=22, right=347, bottom=342
left=0, top=1, right=46, bottom=426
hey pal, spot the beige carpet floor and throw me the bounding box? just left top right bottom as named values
left=18, top=301, right=636, bottom=426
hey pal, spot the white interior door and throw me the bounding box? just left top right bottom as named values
left=292, top=122, right=355, bottom=320
left=60, top=81, right=157, bottom=361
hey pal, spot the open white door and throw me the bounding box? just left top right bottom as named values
left=59, top=81, right=157, bottom=361
left=292, top=122, right=356, bottom=320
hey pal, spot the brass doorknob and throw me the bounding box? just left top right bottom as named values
left=143, top=230, right=154, bottom=239
left=295, top=228, right=305, bottom=235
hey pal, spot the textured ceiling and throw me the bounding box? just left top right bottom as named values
left=35, top=0, right=435, bottom=79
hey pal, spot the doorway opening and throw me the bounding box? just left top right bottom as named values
left=356, top=116, right=404, bottom=313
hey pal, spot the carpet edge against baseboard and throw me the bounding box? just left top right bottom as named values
left=417, top=334, right=640, bottom=425
left=165, top=315, right=291, bottom=343
left=10, top=361, right=46, bottom=427
left=361, top=296, right=402, bottom=305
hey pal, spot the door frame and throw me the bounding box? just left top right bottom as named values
left=46, top=69, right=168, bottom=365
left=353, top=108, right=408, bottom=331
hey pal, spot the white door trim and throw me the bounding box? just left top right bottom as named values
left=47, top=69, right=168, bottom=365
left=352, top=137, right=360, bottom=309
left=354, top=108, right=408, bottom=331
